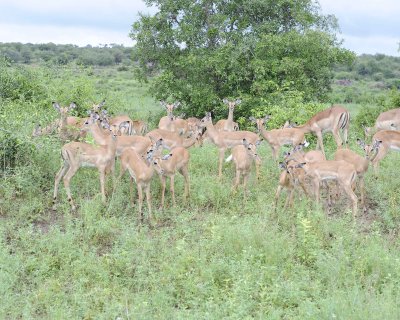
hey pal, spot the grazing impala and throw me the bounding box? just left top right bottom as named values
left=358, top=130, right=400, bottom=174
left=214, top=99, right=240, bottom=132
left=296, top=105, right=350, bottom=155
left=364, top=107, right=400, bottom=136
left=200, top=112, right=261, bottom=178
left=53, top=118, right=118, bottom=210
left=249, top=115, right=307, bottom=160
left=225, top=138, right=260, bottom=198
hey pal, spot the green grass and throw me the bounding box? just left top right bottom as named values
left=1, top=65, right=400, bottom=319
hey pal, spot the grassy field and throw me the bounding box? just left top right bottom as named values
left=1, top=65, right=400, bottom=319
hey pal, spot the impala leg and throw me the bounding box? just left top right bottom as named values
left=243, top=172, right=249, bottom=200
left=180, top=166, right=190, bottom=200
left=233, top=169, right=241, bottom=192
left=255, top=157, right=261, bottom=180
left=274, top=185, right=283, bottom=210
left=359, top=175, right=366, bottom=212
left=342, top=183, right=358, bottom=219
left=53, top=161, right=69, bottom=206
left=287, top=188, right=295, bottom=208
left=170, top=175, right=176, bottom=206
left=145, top=184, right=152, bottom=221
left=129, top=176, right=135, bottom=206
left=271, top=145, right=279, bottom=161
left=315, top=130, right=325, bottom=156
left=332, top=125, right=343, bottom=148
left=99, top=168, right=107, bottom=204
left=371, top=148, right=388, bottom=175
left=137, top=184, right=143, bottom=223
left=160, top=175, right=166, bottom=209
left=63, top=165, right=79, bottom=210
left=218, top=148, right=225, bottom=178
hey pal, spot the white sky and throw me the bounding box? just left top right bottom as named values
left=0, top=0, right=399, bottom=56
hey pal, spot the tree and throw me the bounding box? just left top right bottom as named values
left=130, top=0, right=354, bottom=118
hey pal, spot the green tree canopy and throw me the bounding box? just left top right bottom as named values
left=130, top=0, right=354, bottom=118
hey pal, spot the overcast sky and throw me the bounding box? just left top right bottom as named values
left=0, top=0, right=399, bottom=56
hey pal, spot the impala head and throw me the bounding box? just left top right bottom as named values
left=91, top=100, right=106, bottom=112
left=161, top=101, right=180, bottom=119
left=146, top=146, right=165, bottom=174
left=357, top=138, right=382, bottom=160
left=282, top=120, right=298, bottom=128
left=53, top=102, right=76, bottom=119
left=222, top=98, right=241, bottom=111
left=200, top=112, right=212, bottom=127
left=242, top=138, right=260, bottom=161
left=249, top=115, right=271, bottom=132
left=146, top=138, right=164, bottom=158
left=32, top=123, right=42, bottom=137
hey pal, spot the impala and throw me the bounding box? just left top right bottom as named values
left=146, top=128, right=201, bottom=149
left=249, top=115, right=307, bottom=160
left=93, top=101, right=135, bottom=135
left=364, top=107, right=400, bottom=136
left=214, top=99, right=240, bottom=132
left=296, top=105, right=350, bottom=155
left=334, top=144, right=369, bottom=211
left=200, top=112, right=261, bottom=178
left=275, top=145, right=325, bottom=209
left=292, top=160, right=358, bottom=218
left=86, top=111, right=153, bottom=156
left=53, top=118, right=118, bottom=210
left=148, top=139, right=190, bottom=208
left=158, top=101, right=189, bottom=135
left=33, top=102, right=86, bottom=141
left=358, top=130, right=400, bottom=174
left=225, top=138, right=260, bottom=198
left=117, top=142, right=163, bottom=221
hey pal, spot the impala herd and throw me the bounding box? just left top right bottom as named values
left=33, top=99, right=400, bottom=222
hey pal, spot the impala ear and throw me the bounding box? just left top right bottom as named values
left=295, top=162, right=306, bottom=168
left=249, top=116, right=256, bottom=123
left=242, top=138, right=249, bottom=147
left=255, top=139, right=262, bottom=146
left=356, top=138, right=365, bottom=148
left=162, top=153, right=172, bottom=160
left=160, top=100, right=166, bottom=108
left=99, top=100, right=106, bottom=108
left=69, top=102, right=77, bottom=110
left=52, top=102, right=60, bottom=112
left=173, top=101, right=180, bottom=109
left=222, top=98, right=229, bottom=105
left=264, top=115, right=271, bottom=121
left=235, top=99, right=241, bottom=105
left=278, top=162, right=287, bottom=170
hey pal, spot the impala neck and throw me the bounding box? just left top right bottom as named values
left=227, top=107, right=234, bottom=123
left=88, top=122, right=109, bottom=145
left=204, top=121, right=218, bottom=142
left=296, top=122, right=312, bottom=134
left=182, top=134, right=197, bottom=148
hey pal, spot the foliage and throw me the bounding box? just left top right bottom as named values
left=0, top=42, right=135, bottom=67
left=131, top=0, right=354, bottom=118
left=0, top=57, right=48, bottom=103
